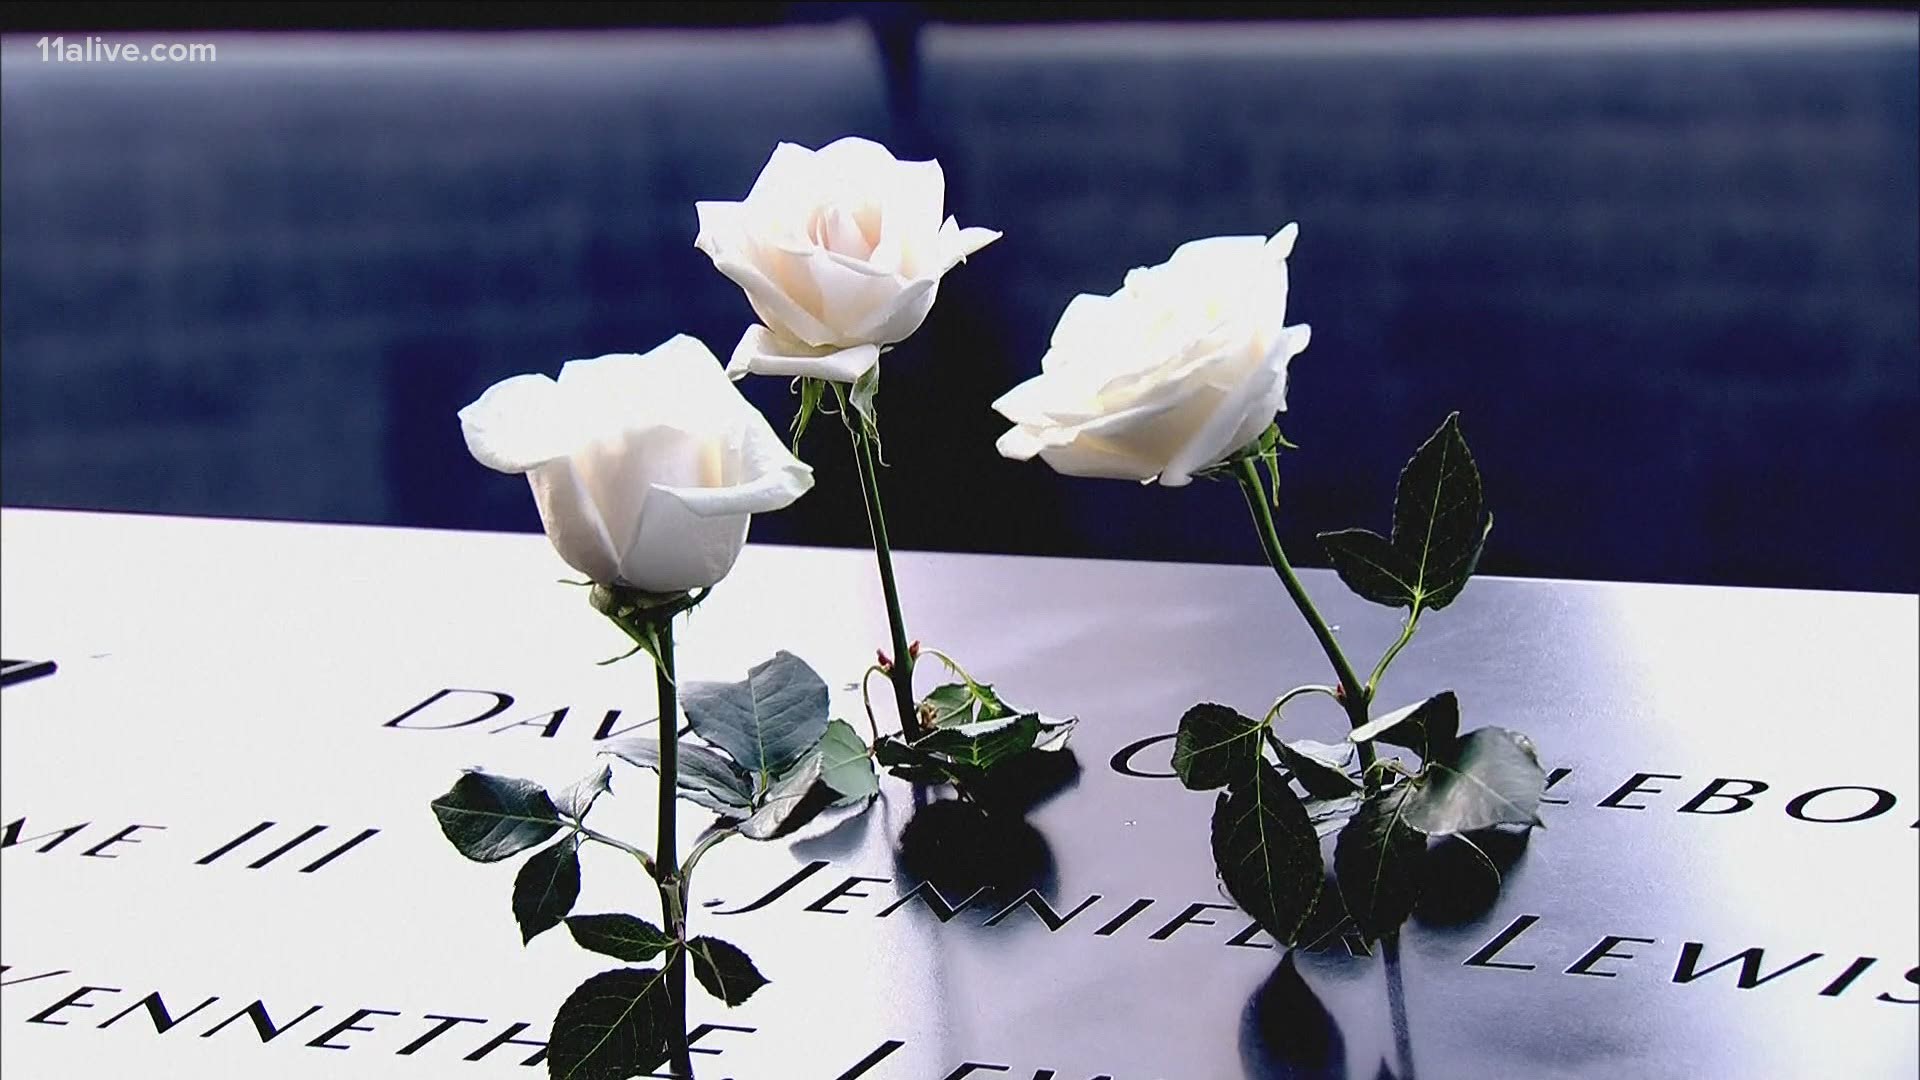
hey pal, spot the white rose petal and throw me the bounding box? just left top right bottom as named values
left=846, top=276, right=939, bottom=346
left=1159, top=356, right=1283, bottom=486
left=938, top=218, right=1003, bottom=272
left=457, top=374, right=575, bottom=474
left=992, top=225, right=1311, bottom=486
left=726, top=324, right=881, bottom=383
left=697, top=244, right=840, bottom=347
left=459, top=337, right=815, bottom=592
left=526, top=456, right=622, bottom=585
left=696, top=137, right=999, bottom=383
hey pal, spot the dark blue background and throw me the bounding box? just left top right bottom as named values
left=3, top=7, right=1915, bottom=591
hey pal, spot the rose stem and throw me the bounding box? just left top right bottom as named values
left=1234, top=457, right=1378, bottom=788
left=847, top=412, right=921, bottom=740
left=652, top=617, right=692, bottom=1072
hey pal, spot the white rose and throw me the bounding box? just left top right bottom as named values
left=695, top=137, right=1000, bottom=384
left=458, top=335, right=814, bottom=592
left=992, top=225, right=1311, bottom=487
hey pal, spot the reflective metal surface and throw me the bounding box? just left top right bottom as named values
left=3, top=510, right=1914, bottom=1078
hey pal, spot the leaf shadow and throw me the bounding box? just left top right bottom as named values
left=1237, top=952, right=1347, bottom=1079
left=1412, top=826, right=1531, bottom=928
left=891, top=797, right=1057, bottom=899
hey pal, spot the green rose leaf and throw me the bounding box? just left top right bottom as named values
left=1402, top=727, right=1546, bottom=835
left=565, top=914, right=674, bottom=963
left=872, top=733, right=936, bottom=771
left=547, top=967, right=674, bottom=1080
left=1319, top=529, right=1420, bottom=608
left=430, top=771, right=563, bottom=863
left=920, top=683, right=976, bottom=728
left=682, top=651, right=830, bottom=779
left=1334, top=785, right=1426, bottom=940
left=1275, top=738, right=1360, bottom=798
left=1172, top=703, right=1265, bottom=791
left=916, top=712, right=1044, bottom=772
left=555, top=765, right=613, bottom=822
left=919, top=678, right=1025, bottom=729
left=1211, top=762, right=1325, bottom=946
left=1391, top=413, right=1487, bottom=610
left=600, top=737, right=753, bottom=816
left=1350, top=692, right=1460, bottom=763
left=512, top=836, right=581, bottom=944
left=971, top=682, right=1016, bottom=721
left=686, top=936, right=769, bottom=1007
left=873, top=734, right=982, bottom=787
left=739, top=753, right=823, bottom=840
left=875, top=699, right=1071, bottom=787
left=816, top=718, right=878, bottom=805
left=1318, top=413, right=1490, bottom=611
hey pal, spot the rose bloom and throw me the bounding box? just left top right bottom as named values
left=993, top=225, right=1310, bottom=486
left=695, top=137, right=1000, bottom=383
left=459, top=336, right=814, bottom=592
